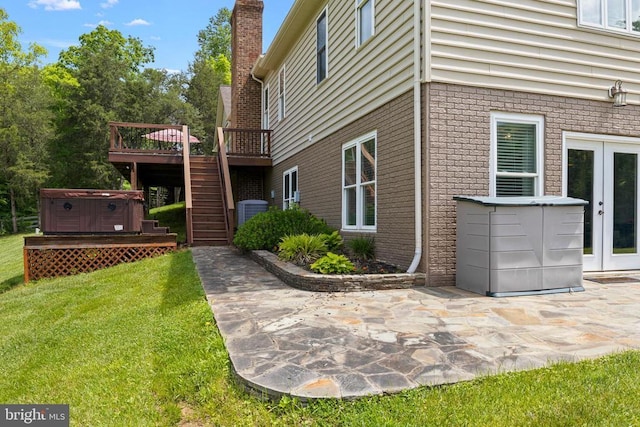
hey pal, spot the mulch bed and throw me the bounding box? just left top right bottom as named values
left=295, top=257, right=400, bottom=274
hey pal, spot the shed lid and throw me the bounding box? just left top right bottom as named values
left=453, top=195, right=588, bottom=206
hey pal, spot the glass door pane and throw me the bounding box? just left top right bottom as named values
left=613, top=152, right=637, bottom=254
left=567, top=149, right=594, bottom=254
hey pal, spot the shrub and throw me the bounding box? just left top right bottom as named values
left=310, top=252, right=355, bottom=274
left=278, top=234, right=328, bottom=265
left=233, top=206, right=334, bottom=251
left=347, top=236, right=375, bottom=260
left=319, top=230, right=343, bottom=252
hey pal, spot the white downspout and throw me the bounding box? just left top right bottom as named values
left=251, top=69, right=266, bottom=156
left=407, top=0, right=423, bottom=273
left=251, top=70, right=264, bottom=126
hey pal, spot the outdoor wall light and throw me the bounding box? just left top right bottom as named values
left=608, top=80, right=628, bottom=107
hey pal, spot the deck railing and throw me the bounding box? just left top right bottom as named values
left=109, top=122, right=194, bottom=153
left=221, top=128, right=272, bottom=157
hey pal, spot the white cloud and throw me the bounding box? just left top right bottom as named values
left=42, top=38, right=75, bottom=49
left=83, top=20, right=113, bottom=28
left=28, top=0, right=81, bottom=11
left=125, top=18, right=151, bottom=26
left=100, top=0, right=118, bottom=8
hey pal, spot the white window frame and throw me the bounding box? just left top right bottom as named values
left=490, top=112, right=545, bottom=197
left=578, top=0, right=640, bottom=36
left=278, top=66, right=286, bottom=121
left=356, top=0, right=375, bottom=47
left=342, top=132, right=377, bottom=231
left=263, top=84, right=270, bottom=129
left=283, top=166, right=298, bottom=209
left=317, top=8, right=329, bottom=84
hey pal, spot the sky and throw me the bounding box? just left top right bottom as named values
left=2, top=0, right=295, bottom=73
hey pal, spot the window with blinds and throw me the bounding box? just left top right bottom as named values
left=491, top=113, right=544, bottom=196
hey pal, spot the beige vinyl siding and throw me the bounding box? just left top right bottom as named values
left=429, top=0, right=640, bottom=103
left=264, top=0, right=414, bottom=165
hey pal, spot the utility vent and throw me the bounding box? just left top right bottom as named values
left=237, top=200, right=268, bottom=226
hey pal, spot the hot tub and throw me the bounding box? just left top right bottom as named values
left=40, top=189, right=144, bottom=234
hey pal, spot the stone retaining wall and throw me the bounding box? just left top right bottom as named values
left=250, top=250, right=426, bottom=292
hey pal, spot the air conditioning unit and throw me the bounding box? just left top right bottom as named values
left=237, top=200, right=269, bottom=226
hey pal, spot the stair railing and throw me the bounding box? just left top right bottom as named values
left=216, top=127, right=235, bottom=244
left=183, top=125, right=194, bottom=245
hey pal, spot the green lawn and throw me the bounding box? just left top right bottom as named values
left=0, top=233, right=26, bottom=293
left=1, top=232, right=639, bottom=426
left=148, top=202, right=187, bottom=243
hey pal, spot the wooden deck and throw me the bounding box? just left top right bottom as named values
left=107, top=122, right=273, bottom=246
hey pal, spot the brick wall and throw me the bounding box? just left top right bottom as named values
left=231, top=0, right=263, bottom=130
left=426, top=82, right=640, bottom=286
left=232, top=168, right=264, bottom=202
left=270, top=90, right=417, bottom=270
left=265, top=82, right=640, bottom=284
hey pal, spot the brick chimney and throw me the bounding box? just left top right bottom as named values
left=231, top=0, right=264, bottom=130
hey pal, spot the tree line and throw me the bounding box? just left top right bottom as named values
left=0, top=7, right=231, bottom=233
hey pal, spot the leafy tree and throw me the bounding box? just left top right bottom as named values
left=0, top=9, right=53, bottom=232
left=195, top=8, right=232, bottom=63
left=121, top=68, right=198, bottom=126
left=186, top=55, right=230, bottom=153
left=187, top=8, right=232, bottom=154
left=50, top=25, right=155, bottom=189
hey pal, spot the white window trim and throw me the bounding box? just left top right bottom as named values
left=342, top=131, right=377, bottom=231
left=317, top=8, right=329, bottom=84
left=577, top=0, right=640, bottom=36
left=278, top=65, right=286, bottom=121
left=263, top=84, right=270, bottom=129
left=356, top=0, right=375, bottom=47
left=490, top=112, right=545, bottom=197
left=283, top=166, right=298, bottom=210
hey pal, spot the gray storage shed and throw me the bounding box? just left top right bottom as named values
left=454, top=195, right=588, bottom=297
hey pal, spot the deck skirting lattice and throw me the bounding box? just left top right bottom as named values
left=24, top=235, right=177, bottom=282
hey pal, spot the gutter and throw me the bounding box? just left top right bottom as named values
left=407, top=0, right=423, bottom=273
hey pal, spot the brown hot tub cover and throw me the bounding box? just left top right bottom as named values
left=40, top=188, right=145, bottom=234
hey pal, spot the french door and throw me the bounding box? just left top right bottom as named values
left=566, top=137, right=640, bottom=271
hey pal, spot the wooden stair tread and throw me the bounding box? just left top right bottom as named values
left=188, top=155, right=229, bottom=245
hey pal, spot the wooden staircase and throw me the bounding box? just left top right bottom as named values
left=188, top=156, right=229, bottom=246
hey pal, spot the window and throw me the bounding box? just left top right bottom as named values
left=356, top=0, right=374, bottom=46
left=317, top=9, right=328, bottom=83
left=278, top=66, right=286, bottom=121
left=578, top=0, right=640, bottom=35
left=490, top=113, right=544, bottom=197
left=263, top=85, right=270, bottom=129
left=283, top=166, right=298, bottom=209
left=343, top=132, right=376, bottom=230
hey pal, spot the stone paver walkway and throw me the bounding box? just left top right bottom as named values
left=191, top=246, right=640, bottom=400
